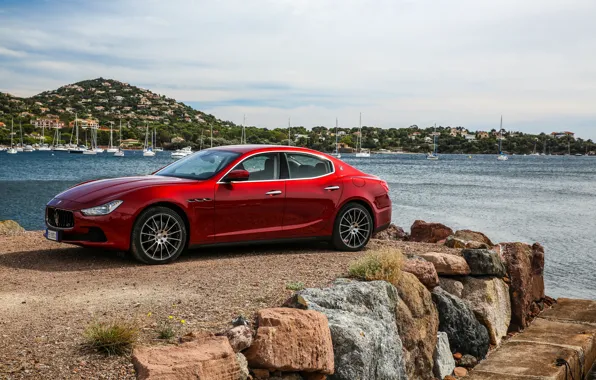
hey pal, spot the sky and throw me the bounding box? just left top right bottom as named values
left=1, top=0, right=595, bottom=139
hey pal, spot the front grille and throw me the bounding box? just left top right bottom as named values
left=46, top=207, right=75, bottom=229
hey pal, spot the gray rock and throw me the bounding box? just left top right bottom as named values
left=459, top=354, right=478, bottom=368
left=438, top=277, right=464, bottom=298
left=431, top=287, right=490, bottom=359
left=236, top=353, right=249, bottom=380
left=287, top=279, right=407, bottom=380
left=433, top=332, right=455, bottom=379
left=462, top=249, right=507, bottom=277
left=223, top=325, right=253, bottom=352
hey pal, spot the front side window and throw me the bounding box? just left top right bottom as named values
left=232, top=153, right=280, bottom=181
left=285, top=153, right=333, bottom=179
left=156, top=150, right=240, bottom=180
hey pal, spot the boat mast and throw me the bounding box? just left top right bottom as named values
left=75, top=113, right=79, bottom=146
left=109, top=122, right=114, bottom=149
left=19, top=121, right=23, bottom=147
left=288, top=117, right=291, bottom=146
left=499, top=115, right=503, bottom=154
left=119, top=120, right=122, bottom=151
left=358, top=112, right=362, bottom=153
left=434, top=123, right=437, bottom=154
left=10, top=118, right=13, bottom=148
left=335, top=118, right=339, bottom=153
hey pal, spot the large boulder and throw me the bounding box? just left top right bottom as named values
left=439, top=277, right=464, bottom=298
left=499, top=242, right=545, bottom=330
left=403, top=259, right=439, bottom=289
left=0, top=220, right=25, bottom=236
left=410, top=220, right=453, bottom=243
left=394, top=272, right=439, bottom=380
left=222, top=325, right=253, bottom=353
left=433, top=332, right=456, bottom=379
left=462, top=249, right=507, bottom=277
left=373, top=223, right=409, bottom=241
left=431, top=287, right=490, bottom=359
left=417, top=252, right=471, bottom=276
left=454, top=230, right=494, bottom=246
left=286, top=279, right=407, bottom=380
left=460, top=277, right=511, bottom=345
left=444, top=236, right=489, bottom=249
left=244, top=308, right=334, bottom=374
left=132, top=334, right=242, bottom=380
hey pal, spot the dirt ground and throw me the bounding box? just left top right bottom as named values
left=0, top=232, right=453, bottom=379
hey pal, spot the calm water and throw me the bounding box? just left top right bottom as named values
left=0, top=151, right=595, bottom=299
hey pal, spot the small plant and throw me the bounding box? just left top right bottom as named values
left=286, top=281, right=305, bottom=291
left=83, top=320, right=139, bottom=355
left=348, top=246, right=404, bottom=285
left=157, top=321, right=176, bottom=340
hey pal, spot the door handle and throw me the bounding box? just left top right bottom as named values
left=324, top=186, right=340, bottom=191
left=265, top=190, right=282, bottom=196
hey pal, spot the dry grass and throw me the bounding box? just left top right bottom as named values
left=83, top=320, right=139, bottom=355
left=348, top=246, right=404, bottom=285
left=286, top=281, right=305, bottom=291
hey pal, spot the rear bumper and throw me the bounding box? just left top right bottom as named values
left=45, top=208, right=133, bottom=251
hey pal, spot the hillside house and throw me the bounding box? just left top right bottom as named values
left=477, top=131, right=490, bottom=139
left=551, top=131, right=574, bottom=138
left=32, top=118, right=65, bottom=129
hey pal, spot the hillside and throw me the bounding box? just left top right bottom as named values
left=0, top=79, right=594, bottom=154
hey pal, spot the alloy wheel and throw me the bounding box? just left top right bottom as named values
left=339, top=208, right=371, bottom=249
left=140, top=213, right=183, bottom=261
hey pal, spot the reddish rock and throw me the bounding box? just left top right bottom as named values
left=132, top=334, right=241, bottom=380
left=222, top=325, right=253, bottom=352
left=445, top=236, right=489, bottom=249
left=244, top=308, right=334, bottom=374
left=373, top=223, right=409, bottom=241
left=453, top=352, right=463, bottom=360
left=445, top=376, right=457, bottom=380
left=417, top=252, right=471, bottom=276
left=453, top=366, right=468, bottom=377
left=500, top=242, right=546, bottom=330
left=410, top=220, right=454, bottom=243
left=454, top=230, right=494, bottom=246
left=301, top=373, right=327, bottom=380
left=252, top=368, right=270, bottom=379
left=403, top=259, right=440, bottom=289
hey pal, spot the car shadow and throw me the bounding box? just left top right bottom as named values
left=0, top=241, right=335, bottom=272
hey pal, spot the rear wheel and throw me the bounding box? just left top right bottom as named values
left=331, top=202, right=373, bottom=251
left=130, top=206, right=187, bottom=264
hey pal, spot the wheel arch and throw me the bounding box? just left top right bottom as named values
left=336, top=197, right=376, bottom=231
left=131, top=201, right=191, bottom=247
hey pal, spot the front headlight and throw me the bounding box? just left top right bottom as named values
left=81, top=200, right=123, bottom=216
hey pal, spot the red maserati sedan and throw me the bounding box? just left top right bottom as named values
left=45, top=145, right=392, bottom=264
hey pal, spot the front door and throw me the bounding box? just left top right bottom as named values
left=214, top=153, right=286, bottom=243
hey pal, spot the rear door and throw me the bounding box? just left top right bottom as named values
left=213, top=152, right=286, bottom=243
left=281, top=152, right=343, bottom=237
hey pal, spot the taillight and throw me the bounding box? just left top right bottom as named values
left=380, top=180, right=389, bottom=192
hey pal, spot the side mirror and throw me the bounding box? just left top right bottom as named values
left=223, top=169, right=250, bottom=182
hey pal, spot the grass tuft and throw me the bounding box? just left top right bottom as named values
left=157, top=321, right=176, bottom=340
left=286, top=281, right=305, bottom=291
left=83, top=320, right=139, bottom=355
left=348, top=246, right=404, bottom=285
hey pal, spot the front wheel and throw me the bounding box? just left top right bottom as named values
left=130, top=206, right=187, bottom=264
left=331, top=202, right=373, bottom=251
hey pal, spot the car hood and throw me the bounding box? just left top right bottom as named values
left=55, top=175, right=199, bottom=204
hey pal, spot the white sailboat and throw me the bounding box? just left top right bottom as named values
left=82, top=129, right=97, bottom=155
left=7, top=119, right=17, bottom=154
left=69, top=114, right=86, bottom=153
left=114, top=120, right=124, bottom=157
left=38, top=124, right=51, bottom=151
left=92, top=128, right=104, bottom=153
left=143, top=124, right=155, bottom=157
left=427, top=124, right=439, bottom=160
left=106, top=122, right=118, bottom=153
left=21, top=122, right=33, bottom=152
left=355, top=113, right=370, bottom=158
left=497, top=115, right=508, bottom=161
left=331, top=118, right=341, bottom=158
left=16, top=122, right=24, bottom=152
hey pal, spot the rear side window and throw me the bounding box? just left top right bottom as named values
left=232, top=153, right=280, bottom=181
left=285, top=153, right=333, bottom=179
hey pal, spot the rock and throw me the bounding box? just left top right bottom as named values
left=403, top=259, right=439, bottom=289
left=461, top=249, right=506, bottom=277
left=232, top=316, right=250, bottom=327
left=253, top=368, right=270, bottom=379
left=394, top=272, right=439, bottom=380
left=454, top=230, right=494, bottom=246
left=132, top=334, right=241, bottom=380
left=237, top=353, right=249, bottom=380
left=0, top=220, right=25, bottom=236
left=433, top=331, right=456, bottom=379
left=418, top=252, right=471, bottom=276
left=223, top=325, right=253, bottom=352
left=244, top=308, right=334, bottom=374
left=500, top=242, right=545, bottom=330
left=445, top=376, right=457, bottom=380
left=286, top=279, right=407, bottom=380
left=410, top=220, right=454, bottom=243
left=439, top=278, right=464, bottom=298
left=458, top=354, right=478, bottom=368
left=445, top=236, right=489, bottom=250
left=270, top=374, right=303, bottom=380
left=431, top=287, right=490, bottom=359
left=453, top=352, right=462, bottom=360
left=301, top=374, right=326, bottom=380
left=460, top=277, right=511, bottom=346
left=373, top=223, right=409, bottom=241
left=453, top=366, right=468, bottom=377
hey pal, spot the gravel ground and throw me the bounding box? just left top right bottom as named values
left=0, top=232, right=450, bottom=379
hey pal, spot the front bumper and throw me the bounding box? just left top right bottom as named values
left=45, top=199, right=133, bottom=251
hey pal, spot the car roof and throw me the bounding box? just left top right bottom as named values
left=211, top=144, right=325, bottom=155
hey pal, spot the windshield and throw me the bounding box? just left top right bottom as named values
left=156, top=150, right=241, bottom=180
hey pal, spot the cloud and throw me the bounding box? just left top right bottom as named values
left=0, top=0, right=595, bottom=138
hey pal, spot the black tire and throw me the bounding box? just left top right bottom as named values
left=331, top=202, right=373, bottom=251
left=130, top=206, right=187, bottom=264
